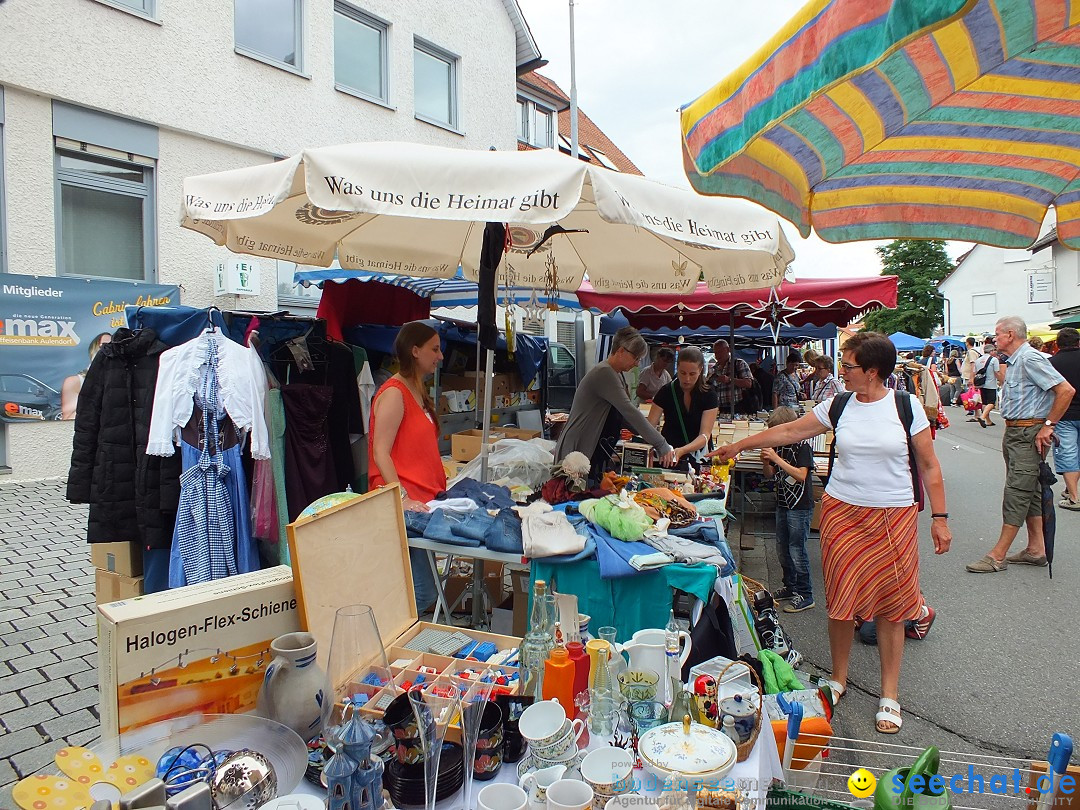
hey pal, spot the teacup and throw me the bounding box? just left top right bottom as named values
left=618, top=669, right=659, bottom=702
left=519, top=764, right=565, bottom=806
left=520, top=698, right=572, bottom=746
left=546, top=779, right=594, bottom=810
left=477, top=782, right=529, bottom=810
left=531, top=718, right=586, bottom=759
left=581, top=746, right=635, bottom=801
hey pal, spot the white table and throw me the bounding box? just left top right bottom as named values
left=293, top=720, right=784, bottom=808
left=406, top=537, right=528, bottom=626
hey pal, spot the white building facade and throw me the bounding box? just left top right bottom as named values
left=0, top=0, right=539, bottom=479
left=938, top=242, right=1057, bottom=337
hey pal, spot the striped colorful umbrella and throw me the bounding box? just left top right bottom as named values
left=680, top=0, right=1080, bottom=249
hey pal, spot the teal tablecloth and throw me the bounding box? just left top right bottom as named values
left=528, top=560, right=717, bottom=643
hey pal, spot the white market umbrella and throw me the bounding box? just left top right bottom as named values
left=180, top=141, right=795, bottom=294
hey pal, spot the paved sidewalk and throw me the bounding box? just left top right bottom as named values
left=0, top=479, right=98, bottom=808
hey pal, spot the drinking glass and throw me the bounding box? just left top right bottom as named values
left=409, top=683, right=462, bottom=810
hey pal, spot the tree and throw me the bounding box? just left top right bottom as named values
left=862, top=239, right=953, bottom=338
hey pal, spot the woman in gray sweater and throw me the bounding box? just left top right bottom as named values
left=555, top=327, right=675, bottom=482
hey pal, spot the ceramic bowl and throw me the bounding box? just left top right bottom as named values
left=637, top=717, right=737, bottom=786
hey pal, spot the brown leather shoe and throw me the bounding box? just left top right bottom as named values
left=1005, top=549, right=1048, bottom=566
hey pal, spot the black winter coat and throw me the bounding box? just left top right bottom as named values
left=67, top=328, right=182, bottom=548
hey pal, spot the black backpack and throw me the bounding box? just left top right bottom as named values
left=825, top=391, right=924, bottom=511
left=973, top=355, right=991, bottom=387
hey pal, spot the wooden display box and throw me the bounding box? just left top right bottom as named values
left=286, top=485, right=522, bottom=735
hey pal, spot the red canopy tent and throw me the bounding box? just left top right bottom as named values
left=575, top=275, right=897, bottom=330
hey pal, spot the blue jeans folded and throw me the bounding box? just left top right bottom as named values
left=485, top=508, right=524, bottom=554
left=404, top=510, right=432, bottom=537
left=442, top=479, right=516, bottom=511
left=449, top=509, right=496, bottom=542
left=423, top=510, right=483, bottom=547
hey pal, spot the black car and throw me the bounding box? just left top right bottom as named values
left=0, top=373, right=62, bottom=421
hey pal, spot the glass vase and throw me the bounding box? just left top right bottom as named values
left=326, top=605, right=391, bottom=733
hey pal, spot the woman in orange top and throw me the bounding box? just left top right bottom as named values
left=369, top=321, right=446, bottom=611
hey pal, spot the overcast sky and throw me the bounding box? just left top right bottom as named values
left=516, top=0, right=972, bottom=277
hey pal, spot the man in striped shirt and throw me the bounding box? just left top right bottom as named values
left=966, top=316, right=1075, bottom=573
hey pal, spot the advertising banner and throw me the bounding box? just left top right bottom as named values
left=0, top=275, right=180, bottom=423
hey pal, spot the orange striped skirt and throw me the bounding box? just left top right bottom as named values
left=818, top=493, right=922, bottom=623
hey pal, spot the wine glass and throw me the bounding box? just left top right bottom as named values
left=408, top=683, right=462, bottom=810
left=326, top=605, right=392, bottom=732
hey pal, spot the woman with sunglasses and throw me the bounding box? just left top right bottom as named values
left=707, top=332, right=950, bottom=735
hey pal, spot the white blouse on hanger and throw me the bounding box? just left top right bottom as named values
left=147, top=330, right=271, bottom=459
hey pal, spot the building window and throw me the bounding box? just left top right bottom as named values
left=334, top=2, right=388, bottom=104
left=93, top=0, right=156, bottom=17
left=588, top=146, right=620, bottom=171
left=56, top=149, right=155, bottom=281
left=235, top=0, right=303, bottom=71
left=414, top=39, right=458, bottom=130
left=517, top=98, right=556, bottom=148
left=971, top=292, right=997, bottom=317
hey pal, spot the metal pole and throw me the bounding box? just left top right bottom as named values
left=569, top=0, right=579, bottom=159
left=479, top=348, right=495, bottom=483
left=729, top=308, right=736, bottom=420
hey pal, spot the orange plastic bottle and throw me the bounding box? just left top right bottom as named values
left=542, top=646, right=577, bottom=719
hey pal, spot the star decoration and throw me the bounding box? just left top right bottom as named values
left=746, top=286, right=803, bottom=343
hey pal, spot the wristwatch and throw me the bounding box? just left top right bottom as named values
left=399, top=484, right=410, bottom=501
left=1045, top=419, right=1057, bottom=428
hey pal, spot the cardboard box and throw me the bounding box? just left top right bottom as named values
left=443, top=561, right=506, bottom=613
left=91, top=542, right=143, bottom=577
left=451, top=427, right=542, bottom=462
left=286, top=486, right=523, bottom=734
left=96, top=566, right=300, bottom=737
left=95, top=569, right=144, bottom=605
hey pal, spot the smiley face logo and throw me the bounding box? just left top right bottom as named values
left=848, top=768, right=877, bottom=798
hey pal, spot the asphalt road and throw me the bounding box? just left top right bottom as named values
left=775, top=410, right=1077, bottom=770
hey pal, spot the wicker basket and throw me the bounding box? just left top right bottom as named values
left=718, top=659, right=763, bottom=763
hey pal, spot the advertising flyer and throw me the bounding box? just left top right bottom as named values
left=0, top=275, right=180, bottom=423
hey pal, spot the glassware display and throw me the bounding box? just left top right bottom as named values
left=586, top=646, right=619, bottom=736
left=326, top=605, right=392, bottom=730
left=408, top=684, right=462, bottom=810
left=458, top=675, right=495, bottom=810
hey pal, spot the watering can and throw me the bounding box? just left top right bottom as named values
left=874, top=746, right=952, bottom=810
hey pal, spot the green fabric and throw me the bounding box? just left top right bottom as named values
left=267, top=388, right=290, bottom=566
left=529, top=560, right=717, bottom=643
left=758, top=649, right=805, bottom=694
left=580, top=496, right=652, bottom=542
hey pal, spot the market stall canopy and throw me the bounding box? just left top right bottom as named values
left=293, top=266, right=580, bottom=310
left=889, top=331, right=927, bottom=351
left=598, top=312, right=837, bottom=344
left=576, top=275, right=897, bottom=330
left=680, top=0, right=1080, bottom=249
left=181, top=141, right=795, bottom=294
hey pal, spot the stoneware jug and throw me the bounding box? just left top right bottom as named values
left=257, top=631, right=331, bottom=743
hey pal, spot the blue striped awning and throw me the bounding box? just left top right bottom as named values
left=293, top=267, right=581, bottom=310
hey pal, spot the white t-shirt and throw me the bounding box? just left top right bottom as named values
left=813, top=392, right=930, bottom=508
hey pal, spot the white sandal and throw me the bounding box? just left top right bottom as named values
left=825, top=679, right=846, bottom=706
left=876, top=698, right=902, bottom=734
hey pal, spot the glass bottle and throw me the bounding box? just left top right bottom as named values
left=665, top=609, right=681, bottom=706
left=520, top=580, right=554, bottom=700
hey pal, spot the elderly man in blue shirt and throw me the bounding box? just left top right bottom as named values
left=967, top=316, right=1076, bottom=573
